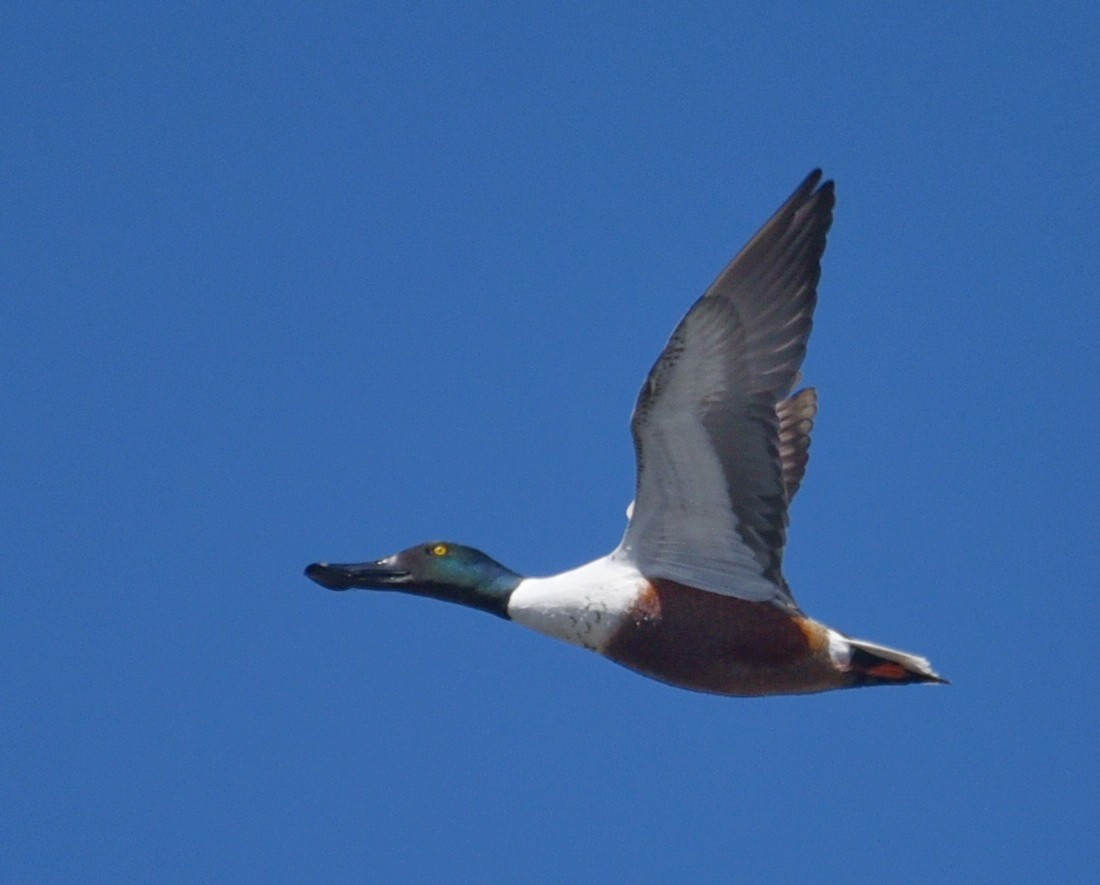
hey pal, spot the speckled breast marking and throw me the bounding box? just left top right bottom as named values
left=506, top=557, right=647, bottom=652
left=603, top=579, right=844, bottom=696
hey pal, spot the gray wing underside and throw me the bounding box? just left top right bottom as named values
left=624, top=386, right=817, bottom=522
left=617, top=171, right=834, bottom=611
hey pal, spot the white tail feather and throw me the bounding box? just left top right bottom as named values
left=845, top=637, right=945, bottom=682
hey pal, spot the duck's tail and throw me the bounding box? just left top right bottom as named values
left=845, top=637, right=948, bottom=687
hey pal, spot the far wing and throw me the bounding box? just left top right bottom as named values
left=777, top=386, right=817, bottom=503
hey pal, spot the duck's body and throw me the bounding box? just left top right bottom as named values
left=508, top=555, right=937, bottom=696
left=306, top=171, right=945, bottom=697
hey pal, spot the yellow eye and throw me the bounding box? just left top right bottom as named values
left=432, top=544, right=448, bottom=557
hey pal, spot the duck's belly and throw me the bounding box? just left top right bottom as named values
left=604, top=579, right=848, bottom=696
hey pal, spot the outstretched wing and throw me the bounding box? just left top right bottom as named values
left=617, top=171, right=834, bottom=611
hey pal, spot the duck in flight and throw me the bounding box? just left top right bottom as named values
left=305, top=171, right=945, bottom=696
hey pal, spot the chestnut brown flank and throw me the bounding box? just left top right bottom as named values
left=604, top=579, right=842, bottom=696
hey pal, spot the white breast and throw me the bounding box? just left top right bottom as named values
left=506, top=554, right=648, bottom=652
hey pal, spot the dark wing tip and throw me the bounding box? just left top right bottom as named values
left=795, top=170, right=835, bottom=221
left=801, top=168, right=823, bottom=190
left=794, top=168, right=831, bottom=199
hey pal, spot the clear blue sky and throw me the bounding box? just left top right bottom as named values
left=4, top=3, right=1098, bottom=881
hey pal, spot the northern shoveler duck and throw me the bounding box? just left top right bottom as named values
left=306, top=171, right=946, bottom=696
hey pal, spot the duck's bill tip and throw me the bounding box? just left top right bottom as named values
left=304, top=563, right=353, bottom=590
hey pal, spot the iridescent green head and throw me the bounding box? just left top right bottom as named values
left=305, top=541, right=522, bottom=618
